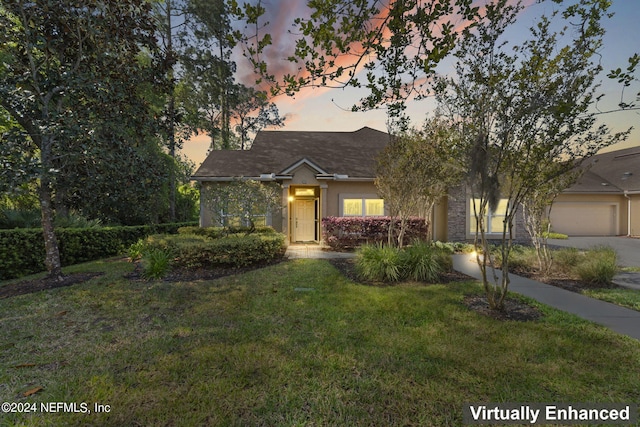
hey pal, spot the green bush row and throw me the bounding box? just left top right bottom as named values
left=0, top=222, right=197, bottom=280
left=499, top=245, right=618, bottom=285
left=139, top=232, right=286, bottom=277
left=356, top=241, right=452, bottom=283
left=177, top=225, right=277, bottom=239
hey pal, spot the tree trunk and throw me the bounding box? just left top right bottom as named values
left=167, top=0, right=176, bottom=222
left=39, top=179, right=63, bottom=281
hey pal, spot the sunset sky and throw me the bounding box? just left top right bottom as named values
left=181, top=0, right=640, bottom=168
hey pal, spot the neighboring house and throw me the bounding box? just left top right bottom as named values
left=549, top=147, right=640, bottom=236
left=192, top=127, right=639, bottom=242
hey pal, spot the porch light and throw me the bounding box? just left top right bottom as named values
left=288, top=196, right=295, bottom=202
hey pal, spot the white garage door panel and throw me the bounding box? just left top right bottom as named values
left=550, top=203, right=617, bottom=236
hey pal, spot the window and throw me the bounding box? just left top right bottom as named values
left=343, top=199, right=363, bottom=216
left=342, top=198, right=385, bottom=217
left=294, top=188, right=316, bottom=197
left=469, top=198, right=508, bottom=234
left=365, top=199, right=384, bottom=216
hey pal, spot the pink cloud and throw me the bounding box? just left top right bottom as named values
left=233, top=0, right=542, bottom=108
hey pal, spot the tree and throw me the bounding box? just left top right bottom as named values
left=240, top=0, right=481, bottom=128
left=180, top=0, right=237, bottom=150
left=375, top=117, right=463, bottom=246
left=435, top=0, right=628, bottom=310
left=202, top=179, right=281, bottom=228
left=231, top=85, right=285, bottom=150
left=0, top=0, right=160, bottom=279
left=520, top=166, right=582, bottom=276
left=605, top=53, right=640, bottom=113
left=154, top=0, right=187, bottom=221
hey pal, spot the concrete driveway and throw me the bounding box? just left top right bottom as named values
left=547, top=236, right=640, bottom=267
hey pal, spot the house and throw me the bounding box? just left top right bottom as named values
left=192, top=127, right=639, bottom=243
left=192, top=126, right=531, bottom=243
left=549, top=147, right=640, bottom=236
left=192, top=127, right=391, bottom=243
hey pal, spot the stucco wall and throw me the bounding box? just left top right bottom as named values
left=631, top=195, right=640, bottom=236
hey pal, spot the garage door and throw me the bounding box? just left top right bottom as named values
left=550, top=202, right=618, bottom=236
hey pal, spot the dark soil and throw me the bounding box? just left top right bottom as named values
left=0, top=272, right=104, bottom=300
left=124, top=257, right=287, bottom=283
left=327, top=257, right=472, bottom=287
left=510, top=267, right=620, bottom=293
left=462, top=294, right=543, bottom=322
left=2, top=258, right=288, bottom=300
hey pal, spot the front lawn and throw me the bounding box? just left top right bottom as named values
left=1, top=258, right=639, bottom=426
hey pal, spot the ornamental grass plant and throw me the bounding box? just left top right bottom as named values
left=356, top=241, right=451, bottom=283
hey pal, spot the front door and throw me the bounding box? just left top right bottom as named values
left=294, top=199, right=316, bottom=242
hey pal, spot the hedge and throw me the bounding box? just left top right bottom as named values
left=177, top=225, right=277, bottom=239
left=322, top=216, right=429, bottom=250
left=0, top=222, right=197, bottom=280
left=143, top=232, right=286, bottom=270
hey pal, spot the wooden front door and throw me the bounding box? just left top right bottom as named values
left=293, top=199, right=316, bottom=242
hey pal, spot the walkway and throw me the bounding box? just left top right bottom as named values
left=285, top=244, right=356, bottom=259
left=452, top=255, right=640, bottom=341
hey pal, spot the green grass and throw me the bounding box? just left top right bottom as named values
left=583, top=288, right=640, bottom=311
left=1, top=259, right=640, bottom=426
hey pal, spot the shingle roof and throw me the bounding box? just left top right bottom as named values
left=192, top=127, right=390, bottom=179
left=565, top=146, right=640, bottom=193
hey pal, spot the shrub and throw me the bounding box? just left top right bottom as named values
left=54, top=212, right=102, bottom=228
left=128, top=239, right=146, bottom=262
left=322, top=217, right=429, bottom=250
left=575, top=246, right=618, bottom=286
left=356, top=243, right=403, bottom=282
left=178, top=225, right=277, bottom=239
left=142, top=248, right=174, bottom=279
left=432, top=240, right=475, bottom=254
left=495, top=245, right=537, bottom=273
left=0, top=222, right=197, bottom=280
left=553, top=247, right=583, bottom=269
left=402, top=241, right=450, bottom=282
left=0, top=209, right=41, bottom=229
left=140, top=232, right=286, bottom=271
left=542, top=231, right=568, bottom=239
left=356, top=241, right=452, bottom=283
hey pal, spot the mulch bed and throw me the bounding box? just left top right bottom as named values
left=462, top=294, right=543, bottom=322
left=124, top=258, right=287, bottom=282
left=0, top=272, right=104, bottom=300
left=327, top=257, right=471, bottom=286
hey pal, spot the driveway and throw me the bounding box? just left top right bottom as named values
left=547, top=236, right=640, bottom=267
